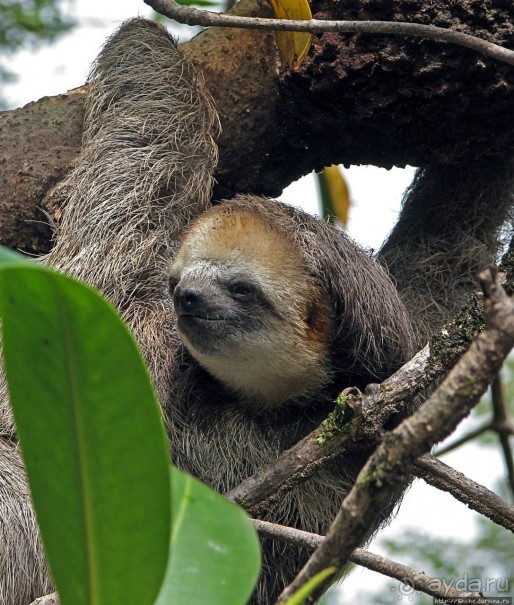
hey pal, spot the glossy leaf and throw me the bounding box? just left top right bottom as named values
left=267, top=0, right=312, bottom=68
left=155, top=466, right=261, bottom=605
left=0, top=252, right=171, bottom=605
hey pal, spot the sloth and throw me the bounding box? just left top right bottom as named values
left=0, top=18, right=417, bottom=605
left=164, top=197, right=417, bottom=604
left=169, top=196, right=415, bottom=409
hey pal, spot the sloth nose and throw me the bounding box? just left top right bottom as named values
left=173, top=284, right=204, bottom=315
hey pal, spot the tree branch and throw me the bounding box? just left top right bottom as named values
left=491, top=375, right=514, bottom=499
left=434, top=420, right=492, bottom=456
left=413, top=454, right=514, bottom=532
left=226, top=345, right=432, bottom=515
left=2, top=0, right=512, bottom=243
left=145, top=0, right=514, bottom=65
left=434, top=373, right=514, bottom=497
left=253, top=520, right=482, bottom=601
left=228, top=273, right=514, bottom=538
left=227, top=315, right=480, bottom=514
left=275, top=267, right=514, bottom=604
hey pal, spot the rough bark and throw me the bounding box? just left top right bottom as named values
left=270, top=0, right=514, bottom=186
left=0, top=89, right=85, bottom=254
left=0, top=0, right=512, bottom=254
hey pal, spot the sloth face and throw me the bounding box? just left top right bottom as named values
left=170, top=264, right=277, bottom=355
left=169, top=204, right=332, bottom=407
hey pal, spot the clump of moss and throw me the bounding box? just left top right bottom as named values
left=315, top=392, right=356, bottom=445
left=430, top=293, right=485, bottom=369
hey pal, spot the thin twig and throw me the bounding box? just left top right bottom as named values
left=435, top=373, right=514, bottom=496
left=144, top=0, right=514, bottom=66
left=413, top=454, right=514, bottom=532
left=275, top=267, right=514, bottom=604
left=491, top=375, right=514, bottom=499
left=254, top=519, right=482, bottom=600
left=435, top=419, right=492, bottom=456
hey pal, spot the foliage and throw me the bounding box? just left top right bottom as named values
left=0, top=0, right=75, bottom=108
left=266, top=0, right=312, bottom=68
left=0, top=0, right=74, bottom=51
left=156, top=467, right=261, bottom=605
left=357, top=516, right=514, bottom=605
left=0, top=246, right=261, bottom=605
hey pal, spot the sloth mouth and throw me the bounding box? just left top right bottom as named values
left=178, top=313, right=226, bottom=322
left=177, top=314, right=228, bottom=338
left=177, top=313, right=232, bottom=354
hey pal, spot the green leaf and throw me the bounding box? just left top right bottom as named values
left=283, top=567, right=337, bottom=605
left=155, top=467, right=261, bottom=605
left=172, top=0, right=219, bottom=6
left=0, top=246, right=28, bottom=263
left=0, top=257, right=171, bottom=605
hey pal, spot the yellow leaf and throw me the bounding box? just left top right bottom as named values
left=267, top=0, right=313, bottom=69
left=317, top=165, right=351, bottom=226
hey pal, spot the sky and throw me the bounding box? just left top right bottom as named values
left=3, top=1, right=510, bottom=602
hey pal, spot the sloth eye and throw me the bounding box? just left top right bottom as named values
left=168, top=276, right=180, bottom=294
left=227, top=281, right=258, bottom=302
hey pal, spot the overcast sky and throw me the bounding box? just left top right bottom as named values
left=4, top=2, right=509, bottom=602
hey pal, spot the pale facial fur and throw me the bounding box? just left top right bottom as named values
left=169, top=206, right=331, bottom=407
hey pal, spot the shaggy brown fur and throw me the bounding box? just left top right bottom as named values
left=0, top=18, right=417, bottom=605
left=380, top=163, right=514, bottom=344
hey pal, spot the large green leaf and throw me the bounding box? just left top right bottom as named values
left=155, top=467, right=261, bottom=605
left=0, top=254, right=171, bottom=605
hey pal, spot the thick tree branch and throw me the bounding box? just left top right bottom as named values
left=276, top=267, right=514, bottom=604
left=146, top=0, right=514, bottom=66
left=226, top=345, right=432, bottom=515
left=1, top=0, right=513, bottom=255
left=413, top=454, right=514, bottom=532
left=253, top=520, right=482, bottom=601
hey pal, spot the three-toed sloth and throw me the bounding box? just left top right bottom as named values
left=0, top=18, right=416, bottom=605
